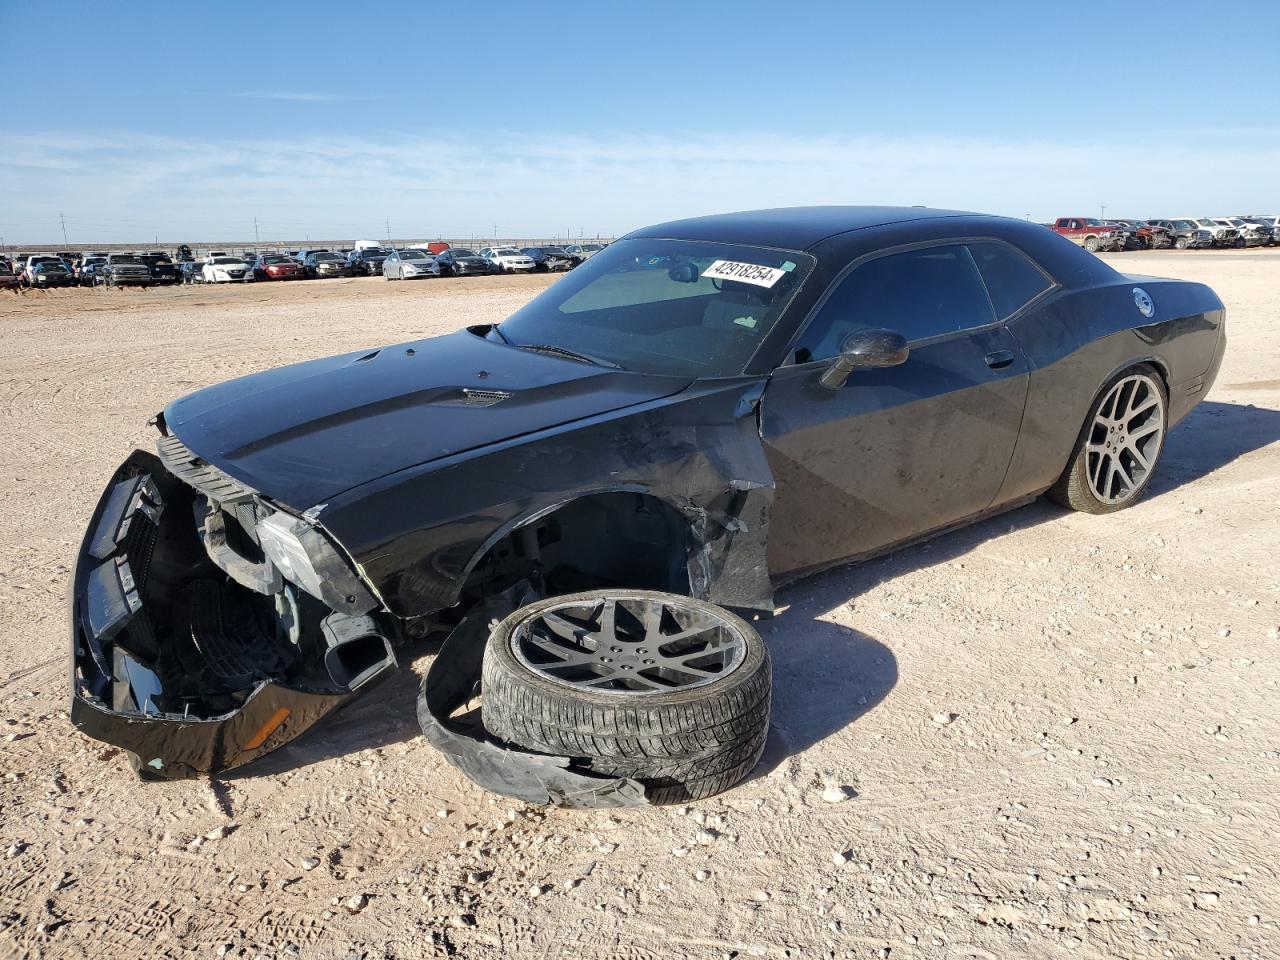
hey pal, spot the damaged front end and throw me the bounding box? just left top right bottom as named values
left=69, top=439, right=398, bottom=779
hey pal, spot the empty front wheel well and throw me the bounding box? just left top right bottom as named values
left=459, top=493, right=694, bottom=605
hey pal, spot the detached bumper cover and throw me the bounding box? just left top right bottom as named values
left=69, top=451, right=395, bottom=779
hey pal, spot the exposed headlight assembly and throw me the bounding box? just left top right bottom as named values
left=258, top=511, right=378, bottom=616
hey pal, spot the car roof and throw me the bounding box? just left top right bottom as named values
left=626, top=206, right=977, bottom=250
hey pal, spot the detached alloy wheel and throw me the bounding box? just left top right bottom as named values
left=1049, top=365, right=1167, bottom=514
left=481, top=590, right=772, bottom=804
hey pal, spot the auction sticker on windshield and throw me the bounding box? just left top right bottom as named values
left=701, top=260, right=787, bottom=288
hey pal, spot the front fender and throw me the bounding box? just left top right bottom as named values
left=321, top=380, right=777, bottom=616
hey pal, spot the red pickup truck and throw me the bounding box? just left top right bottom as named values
left=1050, top=218, right=1125, bottom=253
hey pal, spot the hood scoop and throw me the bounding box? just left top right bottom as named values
left=439, top=388, right=512, bottom=407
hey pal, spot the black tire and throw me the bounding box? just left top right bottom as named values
left=1175, top=237, right=1189, bottom=250
left=481, top=590, right=771, bottom=804
left=1048, top=363, right=1168, bottom=515
left=1083, top=236, right=1099, bottom=253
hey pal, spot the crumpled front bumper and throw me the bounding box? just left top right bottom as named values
left=69, top=451, right=396, bottom=779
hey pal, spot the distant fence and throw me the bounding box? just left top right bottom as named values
left=2, top=237, right=615, bottom=258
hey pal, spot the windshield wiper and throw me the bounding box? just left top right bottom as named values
left=515, top=343, right=624, bottom=370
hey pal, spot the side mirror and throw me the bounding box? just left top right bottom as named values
left=819, top=328, right=910, bottom=389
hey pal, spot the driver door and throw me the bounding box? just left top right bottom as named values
left=759, top=242, right=1031, bottom=579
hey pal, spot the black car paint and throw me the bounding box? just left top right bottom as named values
left=70, top=207, right=1225, bottom=776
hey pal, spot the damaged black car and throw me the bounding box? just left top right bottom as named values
left=71, top=206, right=1226, bottom=802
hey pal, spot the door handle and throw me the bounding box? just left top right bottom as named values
left=984, top=350, right=1015, bottom=370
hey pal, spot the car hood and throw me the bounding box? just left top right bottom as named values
left=163, top=329, right=692, bottom=509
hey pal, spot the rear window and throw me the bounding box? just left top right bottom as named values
left=967, top=242, right=1054, bottom=320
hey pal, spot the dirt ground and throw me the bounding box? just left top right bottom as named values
left=0, top=255, right=1277, bottom=960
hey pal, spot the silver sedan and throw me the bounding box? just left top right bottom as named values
left=382, top=248, right=441, bottom=280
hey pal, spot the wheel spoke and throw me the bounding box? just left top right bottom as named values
left=539, top=612, right=588, bottom=643
left=1126, top=394, right=1158, bottom=423
left=1129, top=420, right=1162, bottom=443
left=596, top=597, right=617, bottom=643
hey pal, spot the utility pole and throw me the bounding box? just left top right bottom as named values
left=1100, top=204, right=1106, bottom=220
left=254, top=217, right=260, bottom=245
left=385, top=219, right=391, bottom=242
left=59, top=212, right=69, bottom=246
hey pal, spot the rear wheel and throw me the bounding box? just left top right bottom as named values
left=1049, top=366, right=1167, bottom=514
left=481, top=590, right=772, bottom=804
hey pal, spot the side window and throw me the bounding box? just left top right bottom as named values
left=797, top=244, right=996, bottom=361
left=967, top=241, right=1053, bottom=320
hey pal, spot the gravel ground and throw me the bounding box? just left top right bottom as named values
left=0, top=257, right=1277, bottom=960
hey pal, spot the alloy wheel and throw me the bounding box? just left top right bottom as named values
left=1085, top=373, right=1165, bottom=504
left=509, top=594, right=750, bottom=695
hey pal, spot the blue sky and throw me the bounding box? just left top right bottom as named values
left=2, top=0, right=1278, bottom=244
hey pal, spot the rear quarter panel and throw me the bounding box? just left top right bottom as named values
left=994, top=277, right=1225, bottom=504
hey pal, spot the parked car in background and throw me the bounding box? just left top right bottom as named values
left=140, top=252, right=182, bottom=285
left=1050, top=218, right=1125, bottom=252
left=100, top=254, right=154, bottom=287
left=295, top=248, right=331, bottom=265
left=382, top=248, right=440, bottom=280
left=22, top=255, right=64, bottom=283
left=1240, top=215, right=1279, bottom=244
left=76, top=255, right=109, bottom=286
left=303, top=251, right=354, bottom=279
left=1211, top=218, right=1267, bottom=247
left=250, top=254, right=306, bottom=281
left=201, top=256, right=251, bottom=283
left=1147, top=219, right=1212, bottom=249
left=1112, top=220, right=1172, bottom=249
left=0, top=259, right=22, bottom=290
left=521, top=246, right=579, bottom=272
left=480, top=246, right=536, bottom=273
left=29, top=261, right=77, bottom=288
left=565, top=241, right=607, bottom=260
left=433, top=248, right=493, bottom=276
left=1181, top=218, right=1238, bottom=248
left=410, top=241, right=452, bottom=256
left=346, top=247, right=390, bottom=276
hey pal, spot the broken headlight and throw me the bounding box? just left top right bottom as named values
left=257, top=511, right=378, bottom=617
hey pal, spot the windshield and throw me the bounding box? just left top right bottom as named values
left=401, top=250, right=429, bottom=260
left=493, top=248, right=521, bottom=256
left=451, top=249, right=478, bottom=257
left=314, top=253, right=343, bottom=262
left=109, top=255, right=143, bottom=264
left=210, top=257, right=243, bottom=265
left=361, top=248, right=387, bottom=256
left=582, top=243, right=604, bottom=251
left=262, top=255, right=290, bottom=264
left=494, top=238, right=814, bottom=378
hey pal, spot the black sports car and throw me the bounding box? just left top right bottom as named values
left=70, top=206, right=1225, bottom=779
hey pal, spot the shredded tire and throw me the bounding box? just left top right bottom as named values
left=481, top=590, right=771, bottom=804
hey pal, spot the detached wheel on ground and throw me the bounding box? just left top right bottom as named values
left=1048, top=364, right=1168, bottom=514
left=481, top=589, right=771, bottom=804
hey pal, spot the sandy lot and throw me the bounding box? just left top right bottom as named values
left=1, top=256, right=1277, bottom=960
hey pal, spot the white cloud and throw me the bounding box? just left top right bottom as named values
left=2, top=128, right=1278, bottom=244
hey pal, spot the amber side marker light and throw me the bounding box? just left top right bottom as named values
left=244, top=707, right=291, bottom=750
